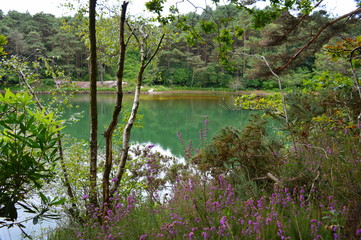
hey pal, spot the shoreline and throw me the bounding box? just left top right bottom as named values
left=0, top=89, right=272, bottom=96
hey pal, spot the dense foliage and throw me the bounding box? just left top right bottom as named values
left=1, top=2, right=359, bottom=88
left=0, top=10, right=88, bottom=82
left=1, top=0, right=361, bottom=239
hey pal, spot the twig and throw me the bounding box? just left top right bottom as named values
left=267, top=172, right=283, bottom=187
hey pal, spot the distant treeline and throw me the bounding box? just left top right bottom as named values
left=0, top=5, right=359, bottom=89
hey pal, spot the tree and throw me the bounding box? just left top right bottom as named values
left=32, top=13, right=57, bottom=50
left=152, top=0, right=361, bottom=78
left=26, top=31, right=45, bottom=53
left=49, top=30, right=88, bottom=80
left=108, top=20, right=165, bottom=197
left=96, top=1, right=165, bottom=211
left=66, top=0, right=166, bottom=216
left=88, top=0, right=98, bottom=207
left=101, top=0, right=128, bottom=210
left=7, top=30, right=26, bottom=55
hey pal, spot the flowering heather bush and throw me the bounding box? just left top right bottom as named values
left=63, top=171, right=351, bottom=240
left=50, top=112, right=361, bottom=239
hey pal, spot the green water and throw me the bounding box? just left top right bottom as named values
left=61, top=93, right=258, bottom=157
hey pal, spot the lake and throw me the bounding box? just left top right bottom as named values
left=61, top=92, right=257, bottom=157
left=0, top=92, right=271, bottom=240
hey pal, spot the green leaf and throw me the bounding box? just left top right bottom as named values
left=17, top=202, right=36, bottom=214
left=50, top=197, right=66, bottom=206
left=39, top=192, right=48, bottom=204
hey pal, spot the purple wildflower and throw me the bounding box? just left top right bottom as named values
left=139, top=234, right=147, bottom=240
left=201, top=231, right=209, bottom=239
left=220, top=216, right=227, bottom=227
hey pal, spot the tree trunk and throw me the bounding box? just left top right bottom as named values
left=89, top=0, right=98, bottom=206
left=110, top=32, right=165, bottom=195
left=102, top=1, right=128, bottom=210
left=109, top=63, right=145, bottom=195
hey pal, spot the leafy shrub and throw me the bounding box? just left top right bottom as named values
left=0, top=89, right=62, bottom=221
left=194, top=115, right=282, bottom=190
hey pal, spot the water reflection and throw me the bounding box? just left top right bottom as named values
left=62, top=93, right=254, bottom=157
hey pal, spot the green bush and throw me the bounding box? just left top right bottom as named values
left=0, top=89, right=62, bottom=221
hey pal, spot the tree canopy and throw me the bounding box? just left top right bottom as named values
left=0, top=1, right=360, bottom=89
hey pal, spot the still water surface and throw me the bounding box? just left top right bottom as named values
left=0, top=93, right=267, bottom=239
left=62, top=93, right=255, bottom=157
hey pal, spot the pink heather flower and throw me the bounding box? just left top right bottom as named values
left=189, top=179, right=194, bottom=190
left=139, top=234, right=147, bottom=240
left=220, top=216, right=227, bottom=227
left=201, top=231, right=209, bottom=239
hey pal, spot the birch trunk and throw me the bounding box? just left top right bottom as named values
left=109, top=31, right=165, bottom=195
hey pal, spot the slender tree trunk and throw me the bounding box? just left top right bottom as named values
left=102, top=1, right=128, bottom=210
left=109, top=63, right=145, bottom=195
left=89, top=0, right=98, bottom=206
left=110, top=33, right=165, bottom=195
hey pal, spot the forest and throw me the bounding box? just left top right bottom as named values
left=1, top=0, right=361, bottom=239
left=1, top=1, right=359, bottom=89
